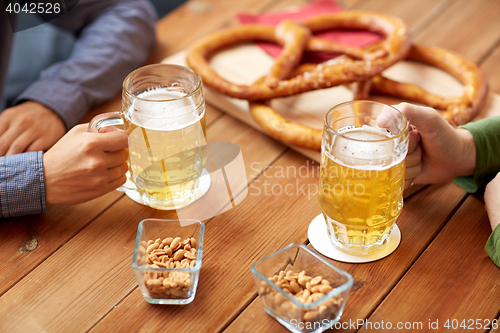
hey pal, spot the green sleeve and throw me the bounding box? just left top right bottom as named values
left=485, top=224, right=500, bottom=268
left=453, top=116, right=500, bottom=193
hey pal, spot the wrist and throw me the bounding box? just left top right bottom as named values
left=455, top=127, right=476, bottom=177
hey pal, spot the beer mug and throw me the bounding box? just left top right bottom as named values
left=89, top=64, right=208, bottom=210
left=319, top=100, right=409, bottom=254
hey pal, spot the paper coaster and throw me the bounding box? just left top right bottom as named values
left=308, top=214, right=401, bottom=263
left=122, top=169, right=211, bottom=209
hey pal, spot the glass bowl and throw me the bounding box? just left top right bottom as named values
left=252, top=243, right=353, bottom=333
left=132, top=218, right=204, bottom=304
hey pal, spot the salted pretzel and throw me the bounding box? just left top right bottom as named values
left=364, top=44, right=489, bottom=126
left=249, top=43, right=489, bottom=150
left=186, top=11, right=411, bottom=101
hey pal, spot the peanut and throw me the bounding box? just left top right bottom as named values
left=170, top=237, right=181, bottom=251
left=140, top=235, right=199, bottom=300
left=173, top=250, right=185, bottom=261
left=262, top=270, right=344, bottom=325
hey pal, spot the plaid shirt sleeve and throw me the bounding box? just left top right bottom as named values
left=0, top=151, right=46, bottom=218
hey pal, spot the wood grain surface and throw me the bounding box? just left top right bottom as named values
left=1, top=0, right=499, bottom=332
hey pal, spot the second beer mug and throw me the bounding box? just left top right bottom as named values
left=319, top=101, right=409, bottom=255
left=89, top=64, right=208, bottom=210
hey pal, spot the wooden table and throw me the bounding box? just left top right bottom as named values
left=1, top=0, right=500, bottom=332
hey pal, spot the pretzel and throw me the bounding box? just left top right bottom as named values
left=186, top=11, right=411, bottom=101
left=365, top=44, right=488, bottom=126
left=249, top=43, right=489, bottom=150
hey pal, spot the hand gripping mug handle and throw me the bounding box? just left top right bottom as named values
left=88, top=112, right=136, bottom=192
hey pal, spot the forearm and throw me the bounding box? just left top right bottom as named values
left=0, top=151, right=46, bottom=218
left=14, top=0, right=157, bottom=129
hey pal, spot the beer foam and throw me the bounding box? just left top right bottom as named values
left=328, top=125, right=404, bottom=170
left=127, top=87, right=204, bottom=131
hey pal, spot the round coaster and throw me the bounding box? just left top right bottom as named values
left=121, top=168, right=211, bottom=209
left=308, top=214, right=401, bottom=263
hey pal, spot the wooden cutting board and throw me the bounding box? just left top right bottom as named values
left=162, top=45, right=500, bottom=196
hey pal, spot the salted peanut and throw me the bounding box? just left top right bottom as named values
left=176, top=280, right=187, bottom=288
left=321, top=279, right=331, bottom=286
left=184, top=251, right=196, bottom=260
left=170, top=237, right=181, bottom=251
left=147, top=240, right=154, bottom=246
left=290, top=280, right=301, bottom=294
left=175, top=261, right=182, bottom=268
left=170, top=288, right=185, bottom=297
left=154, top=261, right=167, bottom=268
left=147, top=243, right=159, bottom=253
left=185, top=279, right=193, bottom=287
left=190, top=248, right=197, bottom=254
left=278, top=270, right=286, bottom=281
left=151, top=249, right=166, bottom=256
left=319, top=285, right=333, bottom=294
left=318, top=305, right=328, bottom=314
left=158, top=243, right=165, bottom=249
left=138, top=245, right=147, bottom=255
left=302, top=289, right=311, bottom=300
left=310, top=285, right=322, bottom=294
left=173, top=249, right=185, bottom=261
left=309, top=292, right=325, bottom=303
left=298, top=271, right=306, bottom=278
left=152, top=286, right=166, bottom=294
left=155, top=238, right=162, bottom=244
left=162, top=279, right=171, bottom=289
left=146, top=279, right=162, bottom=288
left=182, top=238, right=190, bottom=246
left=310, top=276, right=322, bottom=286
left=190, top=237, right=197, bottom=249
left=162, top=237, right=173, bottom=246
left=190, top=260, right=196, bottom=268
left=161, top=256, right=169, bottom=264
left=298, top=276, right=312, bottom=287
left=282, top=288, right=292, bottom=294
left=184, top=244, right=192, bottom=251
left=305, top=282, right=312, bottom=292
left=164, top=247, right=173, bottom=256
left=303, top=310, right=318, bottom=321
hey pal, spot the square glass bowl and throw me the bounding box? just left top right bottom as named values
left=132, top=218, right=204, bottom=304
left=252, top=243, right=353, bottom=333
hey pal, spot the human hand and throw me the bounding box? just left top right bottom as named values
left=43, top=124, right=129, bottom=205
left=393, top=103, right=476, bottom=186
left=485, top=173, right=500, bottom=231
left=0, top=101, right=66, bottom=156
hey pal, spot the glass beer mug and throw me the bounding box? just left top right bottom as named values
left=89, top=64, right=208, bottom=210
left=319, top=101, right=409, bottom=254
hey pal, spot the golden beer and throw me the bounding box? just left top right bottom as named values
left=319, top=101, right=409, bottom=254
left=88, top=64, right=207, bottom=210
left=125, top=88, right=207, bottom=210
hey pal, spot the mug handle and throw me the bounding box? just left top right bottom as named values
left=88, top=112, right=124, bottom=133
left=88, top=112, right=136, bottom=192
